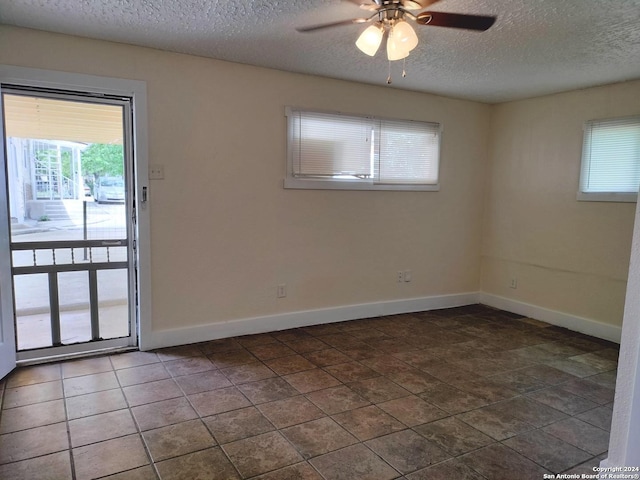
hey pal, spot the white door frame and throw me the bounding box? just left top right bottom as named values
left=0, top=89, right=15, bottom=378
left=604, top=199, right=640, bottom=468
left=0, top=65, right=152, bottom=375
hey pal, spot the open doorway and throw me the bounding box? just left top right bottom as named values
left=4, top=90, right=136, bottom=359
left=0, top=66, right=150, bottom=375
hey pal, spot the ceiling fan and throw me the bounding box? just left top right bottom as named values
left=297, top=0, right=496, bottom=67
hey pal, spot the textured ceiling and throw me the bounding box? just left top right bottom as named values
left=1, top=0, right=639, bottom=103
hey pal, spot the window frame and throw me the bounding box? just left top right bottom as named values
left=284, top=107, right=442, bottom=192
left=577, top=115, right=640, bottom=203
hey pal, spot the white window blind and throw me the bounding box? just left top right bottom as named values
left=290, top=110, right=375, bottom=179
left=286, top=108, right=441, bottom=191
left=580, top=116, right=640, bottom=195
left=377, top=118, right=440, bottom=184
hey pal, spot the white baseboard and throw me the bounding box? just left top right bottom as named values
left=144, top=291, right=622, bottom=350
left=145, top=292, right=481, bottom=350
left=480, top=293, right=622, bottom=344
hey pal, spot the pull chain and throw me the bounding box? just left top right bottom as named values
left=387, top=59, right=408, bottom=85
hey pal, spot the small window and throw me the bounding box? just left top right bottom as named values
left=285, top=108, right=441, bottom=191
left=578, top=116, right=640, bottom=202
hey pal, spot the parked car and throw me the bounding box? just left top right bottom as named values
left=95, top=177, right=125, bottom=204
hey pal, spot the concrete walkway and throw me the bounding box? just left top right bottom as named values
left=10, top=203, right=131, bottom=350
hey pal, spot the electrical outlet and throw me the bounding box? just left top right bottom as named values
left=397, top=271, right=404, bottom=283
left=277, top=284, right=287, bottom=298
left=404, top=270, right=412, bottom=282
left=510, top=278, right=518, bottom=289
left=149, top=164, right=165, bottom=180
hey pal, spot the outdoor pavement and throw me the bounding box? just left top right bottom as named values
left=16, top=304, right=129, bottom=350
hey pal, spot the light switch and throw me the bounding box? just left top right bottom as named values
left=149, top=164, right=164, bottom=180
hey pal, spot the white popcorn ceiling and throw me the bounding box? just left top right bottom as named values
left=1, top=0, right=639, bottom=103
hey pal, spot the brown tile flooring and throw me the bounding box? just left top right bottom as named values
left=0, top=305, right=618, bottom=479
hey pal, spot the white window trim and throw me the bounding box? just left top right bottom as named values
left=577, top=115, right=640, bottom=203
left=284, top=177, right=440, bottom=191
left=577, top=192, right=637, bottom=203
left=284, top=107, right=442, bottom=192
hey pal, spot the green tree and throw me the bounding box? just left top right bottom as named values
left=81, top=143, right=124, bottom=179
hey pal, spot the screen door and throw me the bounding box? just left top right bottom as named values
left=2, top=87, right=138, bottom=361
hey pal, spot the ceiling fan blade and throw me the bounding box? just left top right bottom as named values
left=345, top=0, right=442, bottom=11
left=416, top=11, right=496, bottom=31
left=403, top=0, right=442, bottom=9
left=296, top=18, right=371, bottom=33
left=346, top=0, right=380, bottom=11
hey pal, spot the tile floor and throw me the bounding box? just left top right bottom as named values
left=0, top=305, right=618, bottom=479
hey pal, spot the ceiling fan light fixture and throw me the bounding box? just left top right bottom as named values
left=355, top=23, right=384, bottom=56
left=386, top=24, right=411, bottom=61
left=392, top=20, right=419, bottom=52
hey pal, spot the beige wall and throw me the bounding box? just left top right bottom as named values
left=0, top=26, right=490, bottom=332
left=481, top=80, right=640, bottom=327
